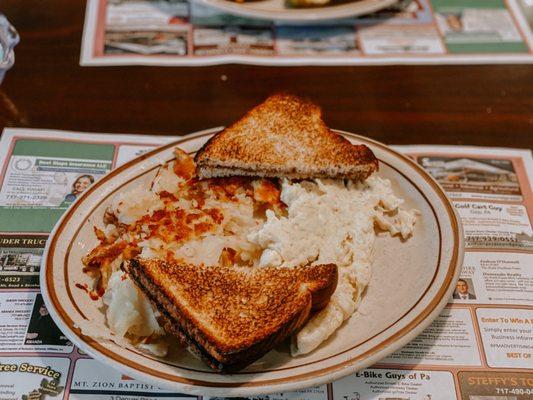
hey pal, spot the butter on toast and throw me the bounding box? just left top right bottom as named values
left=195, top=94, right=378, bottom=181
left=123, top=258, right=338, bottom=372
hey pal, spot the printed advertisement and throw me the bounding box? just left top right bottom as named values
left=357, top=25, right=446, bottom=55
left=432, top=0, right=529, bottom=53
left=0, top=234, right=47, bottom=288
left=115, top=144, right=159, bottom=167
left=476, top=307, right=533, bottom=368
left=0, top=129, right=531, bottom=400
left=204, top=386, right=329, bottom=400
left=69, top=359, right=192, bottom=400
left=458, top=371, right=533, bottom=400
left=418, top=155, right=523, bottom=202
left=0, top=357, right=70, bottom=400
left=0, top=139, right=114, bottom=232
left=275, top=26, right=359, bottom=56
left=332, top=368, right=456, bottom=400
left=455, top=251, right=533, bottom=305
left=80, top=0, right=533, bottom=65
left=0, top=292, right=73, bottom=353
left=382, top=307, right=482, bottom=366
left=455, top=201, right=533, bottom=250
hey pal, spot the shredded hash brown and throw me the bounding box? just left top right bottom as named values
left=82, top=148, right=285, bottom=298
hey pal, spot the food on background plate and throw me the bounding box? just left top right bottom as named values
left=288, top=0, right=331, bottom=8
left=233, top=0, right=331, bottom=8
left=81, top=94, right=419, bottom=371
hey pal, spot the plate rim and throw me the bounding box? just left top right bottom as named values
left=41, top=127, right=464, bottom=395
left=193, top=0, right=398, bottom=22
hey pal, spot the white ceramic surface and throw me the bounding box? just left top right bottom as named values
left=41, top=128, right=464, bottom=396
left=195, top=0, right=397, bottom=22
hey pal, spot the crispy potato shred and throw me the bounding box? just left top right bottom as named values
left=82, top=148, right=285, bottom=296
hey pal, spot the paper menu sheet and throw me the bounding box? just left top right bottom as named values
left=81, top=0, right=533, bottom=66
left=0, top=127, right=531, bottom=399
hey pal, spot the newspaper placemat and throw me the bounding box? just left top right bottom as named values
left=0, top=127, right=531, bottom=399
left=80, top=0, right=533, bottom=66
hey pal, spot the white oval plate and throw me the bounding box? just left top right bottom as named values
left=195, top=0, right=397, bottom=22
left=41, top=128, right=463, bottom=396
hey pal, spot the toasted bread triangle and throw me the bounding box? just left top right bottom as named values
left=124, top=259, right=337, bottom=372
left=195, top=94, right=378, bottom=181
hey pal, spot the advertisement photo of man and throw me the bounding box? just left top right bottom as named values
left=452, top=278, right=477, bottom=300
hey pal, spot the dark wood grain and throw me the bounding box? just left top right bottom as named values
left=1, top=0, right=532, bottom=148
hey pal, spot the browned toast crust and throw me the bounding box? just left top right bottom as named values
left=123, top=259, right=337, bottom=372
left=195, top=94, right=378, bottom=181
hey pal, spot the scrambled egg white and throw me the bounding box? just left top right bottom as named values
left=247, top=177, right=418, bottom=355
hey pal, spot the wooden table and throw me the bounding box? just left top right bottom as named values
left=1, top=0, right=532, bottom=148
